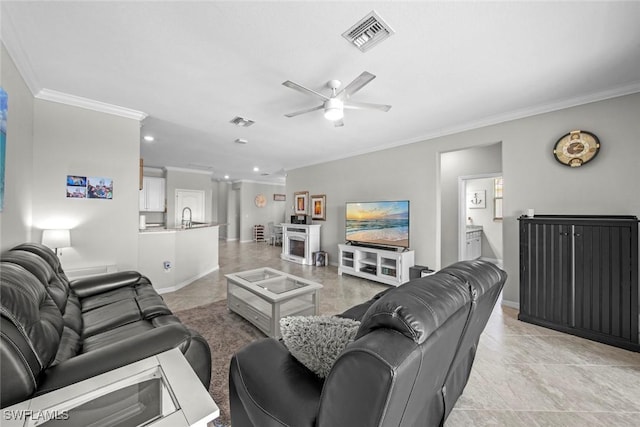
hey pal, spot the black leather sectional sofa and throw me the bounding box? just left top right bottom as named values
left=0, top=243, right=211, bottom=409
left=230, top=259, right=507, bottom=427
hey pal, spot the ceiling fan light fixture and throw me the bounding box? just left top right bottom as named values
left=323, top=98, right=344, bottom=121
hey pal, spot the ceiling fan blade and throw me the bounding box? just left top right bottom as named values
left=343, top=101, right=392, bottom=112
left=337, top=71, right=376, bottom=99
left=282, top=80, right=330, bottom=101
left=284, top=104, right=324, bottom=118
left=334, top=118, right=344, bottom=128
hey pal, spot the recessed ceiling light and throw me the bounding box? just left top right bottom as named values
left=143, top=135, right=154, bottom=142
left=224, top=174, right=230, bottom=180
left=253, top=167, right=259, bottom=172
left=234, top=138, right=248, bottom=144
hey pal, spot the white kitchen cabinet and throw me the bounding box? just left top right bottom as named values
left=139, top=176, right=166, bottom=212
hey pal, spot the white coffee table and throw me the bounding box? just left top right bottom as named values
left=226, top=267, right=323, bottom=338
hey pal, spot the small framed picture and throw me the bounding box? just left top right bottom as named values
left=294, top=191, right=308, bottom=214
left=467, top=190, right=486, bottom=209
left=273, top=193, right=286, bottom=201
left=310, top=194, right=326, bottom=220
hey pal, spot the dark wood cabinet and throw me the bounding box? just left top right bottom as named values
left=519, top=215, right=639, bottom=352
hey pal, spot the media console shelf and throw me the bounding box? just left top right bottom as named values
left=338, top=244, right=415, bottom=286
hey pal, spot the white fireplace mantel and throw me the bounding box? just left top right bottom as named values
left=280, top=224, right=321, bottom=265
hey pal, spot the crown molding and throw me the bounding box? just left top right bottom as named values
left=288, top=81, right=640, bottom=172
left=35, top=89, right=147, bottom=121
left=163, top=166, right=213, bottom=175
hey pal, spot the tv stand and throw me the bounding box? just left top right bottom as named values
left=338, top=244, right=415, bottom=286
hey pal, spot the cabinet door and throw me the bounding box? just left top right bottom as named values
left=520, top=221, right=573, bottom=325
left=573, top=224, right=638, bottom=342
left=140, top=177, right=165, bottom=212
left=145, top=177, right=165, bottom=212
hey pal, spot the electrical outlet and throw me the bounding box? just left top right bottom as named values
left=163, top=261, right=172, bottom=270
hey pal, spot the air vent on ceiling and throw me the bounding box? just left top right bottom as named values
left=230, top=116, right=255, bottom=127
left=342, top=10, right=395, bottom=52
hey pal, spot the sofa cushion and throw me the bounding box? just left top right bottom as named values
left=1, top=263, right=65, bottom=407
left=81, top=299, right=142, bottom=338
left=280, top=315, right=360, bottom=378
left=1, top=250, right=70, bottom=314
left=82, top=320, right=155, bottom=353
left=356, top=272, right=469, bottom=344
left=80, top=286, right=137, bottom=312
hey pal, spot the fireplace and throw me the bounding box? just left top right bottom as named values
left=281, top=224, right=321, bottom=265
left=288, top=236, right=306, bottom=259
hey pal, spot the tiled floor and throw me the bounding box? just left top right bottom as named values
left=164, top=240, right=640, bottom=426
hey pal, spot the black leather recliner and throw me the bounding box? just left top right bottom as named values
left=0, top=243, right=212, bottom=409
left=229, top=259, right=506, bottom=427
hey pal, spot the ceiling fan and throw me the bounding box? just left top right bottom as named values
left=282, top=71, right=391, bottom=127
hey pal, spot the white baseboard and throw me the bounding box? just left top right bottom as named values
left=501, top=299, right=520, bottom=310
left=66, top=264, right=118, bottom=280
left=156, top=265, right=220, bottom=294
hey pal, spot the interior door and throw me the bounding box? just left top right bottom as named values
left=175, top=189, right=205, bottom=227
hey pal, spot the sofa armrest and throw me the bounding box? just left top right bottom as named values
left=70, top=271, right=142, bottom=298
left=35, top=324, right=191, bottom=396
left=230, top=338, right=323, bottom=427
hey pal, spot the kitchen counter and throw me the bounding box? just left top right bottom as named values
left=139, top=222, right=221, bottom=233
left=138, top=224, right=219, bottom=293
left=465, top=225, right=483, bottom=233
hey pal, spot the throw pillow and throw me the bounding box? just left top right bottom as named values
left=280, top=315, right=361, bottom=378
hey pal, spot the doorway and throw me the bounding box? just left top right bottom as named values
left=175, top=189, right=205, bottom=227
left=458, top=174, right=503, bottom=266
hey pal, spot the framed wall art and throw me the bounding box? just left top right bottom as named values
left=67, top=175, right=113, bottom=199
left=273, top=193, right=286, bottom=201
left=311, top=194, right=326, bottom=220
left=467, top=190, right=486, bottom=209
left=294, top=191, right=308, bottom=214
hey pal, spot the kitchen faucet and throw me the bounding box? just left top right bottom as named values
left=181, top=207, right=192, bottom=228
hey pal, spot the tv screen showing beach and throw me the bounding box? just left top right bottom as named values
left=345, top=201, right=409, bottom=248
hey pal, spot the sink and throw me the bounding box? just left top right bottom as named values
left=186, top=222, right=209, bottom=229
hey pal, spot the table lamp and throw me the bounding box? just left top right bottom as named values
left=42, top=229, right=71, bottom=256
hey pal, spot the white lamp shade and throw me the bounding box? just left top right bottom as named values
left=42, top=229, right=71, bottom=249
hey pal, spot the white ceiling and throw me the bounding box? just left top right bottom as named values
left=3, top=1, right=640, bottom=183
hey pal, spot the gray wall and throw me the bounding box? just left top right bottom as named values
left=215, top=181, right=230, bottom=239
left=0, top=44, right=34, bottom=249
left=286, top=93, right=640, bottom=307
left=236, top=181, right=286, bottom=242
left=31, top=99, right=140, bottom=271
left=440, top=143, right=502, bottom=267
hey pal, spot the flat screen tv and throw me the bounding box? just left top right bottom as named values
left=345, top=200, right=410, bottom=249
